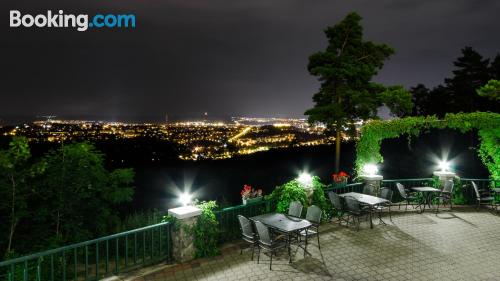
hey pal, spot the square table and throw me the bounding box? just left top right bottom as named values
left=250, top=213, right=313, bottom=260
left=338, top=192, right=389, bottom=229
left=411, top=187, right=441, bottom=213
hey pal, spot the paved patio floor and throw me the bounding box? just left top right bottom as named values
left=123, top=208, right=500, bottom=281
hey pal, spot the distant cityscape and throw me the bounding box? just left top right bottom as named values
left=0, top=117, right=362, bottom=160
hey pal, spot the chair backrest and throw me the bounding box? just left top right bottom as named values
left=396, top=183, right=407, bottom=198
left=380, top=188, right=393, bottom=202
left=305, top=205, right=322, bottom=224
left=363, top=184, right=374, bottom=195
left=328, top=192, right=343, bottom=211
left=471, top=181, right=480, bottom=198
left=288, top=201, right=303, bottom=217
left=442, top=180, right=454, bottom=194
left=344, top=196, right=360, bottom=214
left=254, top=221, right=271, bottom=246
left=237, top=215, right=254, bottom=238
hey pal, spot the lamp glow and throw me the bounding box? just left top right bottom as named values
left=178, top=192, right=192, bottom=206
left=438, top=160, right=450, bottom=172
left=297, top=172, right=313, bottom=187
left=362, top=164, right=379, bottom=176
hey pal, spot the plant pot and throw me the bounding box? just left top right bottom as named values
left=242, top=196, right=262, bottom=205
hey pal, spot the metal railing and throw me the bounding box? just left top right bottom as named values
left=0, top=222, right=173, bottom=281
left=215, top=199, right=276, bottom=243
left=2, top=177, right=497, bottom=280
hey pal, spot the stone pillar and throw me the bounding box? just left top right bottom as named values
left=360, top=175, right=383, bottom=196
left=433, top=171, right=456, bottom=188
left=168, top=206, right=202, bottom=263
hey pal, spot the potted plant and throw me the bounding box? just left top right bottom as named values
left=332, top=171, right=349, bottom=186
left=241, top=184, right=263, bottom=205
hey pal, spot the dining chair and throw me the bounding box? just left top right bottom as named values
left=237, top=215, right=258, bottom=260
left=254, top=221, right=290, bottom=270
left=471, top=181, right=495, bottom=210
left=328, top=192, right=347, bottom=225
left=374, top=188, right=393, bottom=222
left=288, top=201, right=303, bottom=217
left=298, top=205, right=322, bottom=249
left=435, top=180, right=454, bottom=213
left=344, top=196, right=370, bottom=231
left=396, top=182, right=417, bottom=210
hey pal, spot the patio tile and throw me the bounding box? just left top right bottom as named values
left=126, top=209, right=500, bottom=281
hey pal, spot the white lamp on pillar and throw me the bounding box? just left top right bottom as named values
left=360, top=163, right=383, bottom=195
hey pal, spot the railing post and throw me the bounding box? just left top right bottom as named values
left=168, top=206, right=202, bottom=263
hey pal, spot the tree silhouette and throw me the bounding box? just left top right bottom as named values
left=305, top=12, right=412, bottom=172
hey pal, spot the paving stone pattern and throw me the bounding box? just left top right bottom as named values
left=126, top=209, right=500, bottom=281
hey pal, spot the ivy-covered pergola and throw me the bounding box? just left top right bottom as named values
left=355, top=112, right=500, bottom=180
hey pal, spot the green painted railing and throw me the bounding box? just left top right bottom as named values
left=2, top=177, right=497, bottom=280
left=0, top=222, right=172, bottom=281
left=215, top=199, right=277, bottom=243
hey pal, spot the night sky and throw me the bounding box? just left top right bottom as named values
left=1, top=0, right=499, bottom=123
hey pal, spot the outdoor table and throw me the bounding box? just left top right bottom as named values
left=250, top=213, right=313, bottom=261
left=411, top=187, right=441, bottom=213
left=338, top=192, right=389, bottom=229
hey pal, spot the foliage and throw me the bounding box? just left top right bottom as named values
left=35, top=142, right=135, bottom=244
left=411, top=47, right=499, bottom=116
left=477, top=79, right=500, bottom=101
left=355, top=112, right=500, bottom=180
left=192, top=201, right=219, bottom=258
left=0, top=140, right=135, bottom=256
left=117, top=209, right=165, bottom=232
left=269, top=179, right=308, bottom=214
left=161, top=214, right=181, bottom=232
left=268, top=176, right=330, bottom=221
left=478, top=129, right=500, bottom=181
left=305, top=12, right=412, bottom=172
left=309, top=177, right=332, bottom=222
left=0, top=137, right=44, bottom=255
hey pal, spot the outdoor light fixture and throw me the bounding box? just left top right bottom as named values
left=178, top=192, right=193, bottom=206
left=362, top=164, right=379, bottom=176
left=438, top=160, right=451, bottom=172
left=297, top=172, right=313, bottom=187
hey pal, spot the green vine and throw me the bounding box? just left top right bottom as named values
left=192, top=201, right=219, bottom=258
left=161, top=201, right=220, bottom=258
left=268, top=176, right=331, bottom=221
left=355, top=112, right=500, bottom=180
left=161, top=214, right=181, bottom=231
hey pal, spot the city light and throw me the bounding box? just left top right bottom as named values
left=178, top=192, right=193, bottom=206
left=297, top=172, right=313, bottom=187
left=438, top=160, right=451, bottom=172
left=362, top=164, right=379, bottom=176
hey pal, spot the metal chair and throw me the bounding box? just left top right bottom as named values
left=254, top=221, right=291, bottom=270
left=471, top=181, right=495, bottom=210
left=288, top=201, right=303, bottom=218
left=436, top=180, right=454, bottom=213
left=396, top=183, right=417, bottom=210
left=237, top=215, right=258, bottom=260
left=328, top=192, right=348, bottom=225
left=362, top=184, right=375, bottom=195
left=298, top=205, right=322, bottom=249
left=374, top=188, right=393, bottom=222
left=344, top=196, right=370, bottom=231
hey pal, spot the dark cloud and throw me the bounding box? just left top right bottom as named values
left=0, top=0, right=499, bottom=123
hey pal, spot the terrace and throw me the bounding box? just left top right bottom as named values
left=125, top=207, right=500, bottom=281
left=1, top=179, right=498, bottom=281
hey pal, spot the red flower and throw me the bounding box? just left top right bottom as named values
left=332, top=171, right=349, bottom=183
left=240, top=185, right=263, bottom=199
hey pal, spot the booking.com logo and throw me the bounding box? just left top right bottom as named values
left=10, top=10, right=136, bottom=32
